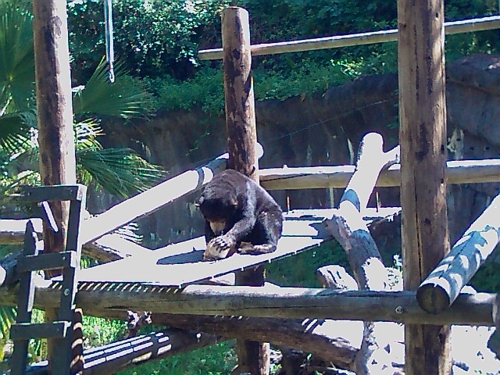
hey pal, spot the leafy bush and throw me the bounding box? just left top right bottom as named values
left=68, top=0, right=230, bottom=81
left=67, top=0, right=498, bottom=116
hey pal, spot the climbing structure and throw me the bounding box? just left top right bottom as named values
left=2, top=1, right=500, bottom=374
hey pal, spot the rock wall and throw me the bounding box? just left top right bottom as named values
left=96, top=53, right=500, bottom=249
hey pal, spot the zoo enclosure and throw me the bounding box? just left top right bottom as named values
left=1, top=2, right=500, bottom=375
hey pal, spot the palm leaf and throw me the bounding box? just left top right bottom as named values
left=73, top=58, right=154, bottom=119
left=74, top=118, right=105, bottom=151
left=0, top=0, right=35, bottom=110
left=76, top=147, right=164, bottom=197
left=0, top=110, right=35, bottom=154
left=0, top=306, right=16, bottom=337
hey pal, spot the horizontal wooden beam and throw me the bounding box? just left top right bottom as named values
left=259, top=159, right=500, bottom=190
left=0, top=283, right=495, bottom=326
left=198, top=16, right=500, bottom=60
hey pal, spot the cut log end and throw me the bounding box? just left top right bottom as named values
left=416, top=283, right=451, bottom=314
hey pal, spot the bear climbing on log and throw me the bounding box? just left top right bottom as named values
left=197, top=169, right=283, bottom=260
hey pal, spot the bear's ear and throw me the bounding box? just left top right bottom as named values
left=229, top=196, right=238, bottom=207
left=195, top=196, right=204, bottom=207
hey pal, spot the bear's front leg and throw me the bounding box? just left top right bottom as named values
left=203, top=235, right=237, bottom=260
left=238, top=243, right=277, bottom=255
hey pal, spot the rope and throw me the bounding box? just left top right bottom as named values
left=104, top=0, right=115, bottom=83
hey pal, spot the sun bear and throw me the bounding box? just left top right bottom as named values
left=197, top=169, right=283, bottom=260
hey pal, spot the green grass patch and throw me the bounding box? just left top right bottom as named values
left=116, top=340, right=237, bottom=375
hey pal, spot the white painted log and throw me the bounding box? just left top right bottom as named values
left=417, top=191, right=500, bottom=314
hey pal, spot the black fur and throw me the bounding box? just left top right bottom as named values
left=197, top=169, right=283, bottom=260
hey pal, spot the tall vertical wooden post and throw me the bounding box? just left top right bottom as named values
left=32, top=0, right=77, bottom=371
left=222, top=7, right=269, bottom=375
left=397, top=1, right=451, bottom=374
left=33, top=0, right=77, bottom=257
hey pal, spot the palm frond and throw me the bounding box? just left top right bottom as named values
left=73, top=58, right=154, bottom=119
left=0, top=110, right=35, bottom=154
left=0, top=305, right=16, bottom=338
left=74, top=119, right=105, bottom=151
left=76, top=147, right=165, bottom=197
left=0, top=0, right=35, bottom=110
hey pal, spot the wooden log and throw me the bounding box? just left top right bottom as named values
left=0, top=219, right=43, bottom=245
left=398, top=0, right=451, bottom=373
left=80, top=153, right=228, bottom=244
left=222, top=6, right=267, bottom=374
left=32, top=0, right=77, bottom=264
left=32, top=0, right=78, bottom=368
left=198, top=16, right=500, bottom=60
left=0, top=250, right=21, bottom=287
left=317, top=265, right=358, bottom=290
left=417, top=192, right=500, bottom=314
left=0, top=283, right=495, bottom=326
left=259, top=159, right=500, bottom=190
left=0, top=218, right=151, bottom=263
left=26, top=330, right=221, bottom=375
left=223, top=8, right=258, bottom=178
left=152, top=314, right=358, bottom=371
left=323, top=133, right=399, bottom=290
left=322, top=134, right=400, bottom=375
left=487, top=297, right=500, bottom=358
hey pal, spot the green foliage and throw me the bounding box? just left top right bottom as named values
left=265, top=241, right=349, bottom=287
left=0, top=0, right=35, bottom=111
left=73, top=58, right=154, bottom=119
left=67, top=0, right=499, bottom=116
left=470, top=258, right=500, bottom=293
left=150, top=67, right=225, bottom=114
left=77, top=147, right=163, bottom=197
left=117, top=341, right=236, bottom=375
left=253, top=58, right=364, bottom=101
left=68, top=0, right=230, bottom=81
left=150, top=58, right=369, bottom=115
left=82, top=316, right=127, bottom=348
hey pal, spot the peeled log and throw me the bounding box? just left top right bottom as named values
left=417, top=191, right=500, bottom=314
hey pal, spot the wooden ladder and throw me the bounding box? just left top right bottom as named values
left=10, top=185, right=86, bottom=375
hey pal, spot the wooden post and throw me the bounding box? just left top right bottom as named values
left=32, top=0, right=77, bottom=372
left=397, top=1, right=451, bottom=374
left=222, top=7, right=268, bottom=375
left=32, top=0, right=77, bottom=263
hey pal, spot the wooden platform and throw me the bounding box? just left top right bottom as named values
left=77, top=208, right=399, bottom=287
